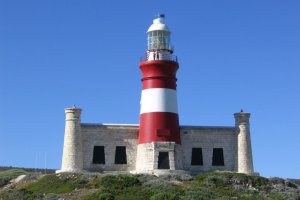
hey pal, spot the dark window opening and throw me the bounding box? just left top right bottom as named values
left=191, top=148, right=203, bottom=165
left=212, top=148, right=224, bottom=166
left=158, top=152, right=170, bottom=169
left=115, top=146, right=127, bottom=164
left=93, top=146, right=105, bottom=164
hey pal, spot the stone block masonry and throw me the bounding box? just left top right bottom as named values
left=180, top=126, right=237, bottom=174
left=235, top=112, right=254, bottom=174
left=59, top=109, right=254, bottom=175
left=60, top=108, right=83, bottom=173
left=81, top=124, right=139, bottom=172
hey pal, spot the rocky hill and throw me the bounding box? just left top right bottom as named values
left=0, top=168, right=299, bottom=200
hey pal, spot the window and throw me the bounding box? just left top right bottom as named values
left=147, top=31, right=171, bottom=50
left=212, top=148, right=224, bottom=166
left=115, top=146, right=127, bottom=164
left=93, top=146, right=105, bottom=164
left=158, top=152, right=170, bottom=169
left=191, top=148, right=203, bottom=165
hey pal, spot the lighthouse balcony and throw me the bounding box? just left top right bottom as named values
left=140, top=53, right=178, bottom=62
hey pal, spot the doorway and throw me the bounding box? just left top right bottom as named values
left=158, top=152, right=170, bottom=169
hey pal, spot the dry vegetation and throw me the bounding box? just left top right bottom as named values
left=0, top=168, right=299, bottom=200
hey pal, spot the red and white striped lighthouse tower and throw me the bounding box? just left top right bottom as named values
left=136, top=15, right=182, bottom=172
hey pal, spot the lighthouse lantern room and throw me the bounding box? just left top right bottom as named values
left=146, top=14, right=175, bottom=61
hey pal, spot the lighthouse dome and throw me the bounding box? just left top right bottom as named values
left=147, top=14, right=170, bottom=33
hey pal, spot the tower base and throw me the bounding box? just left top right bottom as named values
left=135, top=142, right=183, bottom=172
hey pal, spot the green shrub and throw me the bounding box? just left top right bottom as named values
left=203, top=175, right=228, bottom=187
left=150, top=191, right=180, bottom=200
left=100, top=175, right=141, bottom=191
left=85, top=175, right=148, bottom=200
left=0, top=171, right=296, bottom=200
left=194, top=172, right=270, bottom=189
left=23, top=174, right=76, bottom=194
left=181, top=188, right=216, bottom=200
left=248, top=176, right=269, bottom=188
left=0, top=188, right=42, bottom=200
left=114, top=186, right=151, bottom=200
left=84, top=190, right=113, bottom=200
left=238, top=193, right=266, bottom=200
left=69, top=174, right=89, bottom=188
left=194, top=172, right=246, bottom=182
left=87, top=176, right=102, bottom=188
left=84, top=186, right=150, bottom=200
left=99, top=192, right=115, bottom=200
left=137, top=174, right=158, bottom=184
left=0, top=179, right=7, bottom=187
left=144, top=179, right=176, bottom=192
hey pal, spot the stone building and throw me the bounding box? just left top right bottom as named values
left=58, top=15, right=255, bottom=175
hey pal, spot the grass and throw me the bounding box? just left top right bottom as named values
left=6, top=174, right=91, bottom=200
left=0, top=169, right=28, bottom=187
left=22, top=174, right=76, bottom=194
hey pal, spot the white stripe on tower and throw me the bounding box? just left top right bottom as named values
left=140, top=88, right=178, bottom=114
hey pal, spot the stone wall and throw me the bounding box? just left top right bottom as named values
left=180, top=126, right=237, bottom=174
left=76, top=124, right=238, bottom=174
left=80, top=124, right=139, bottom=172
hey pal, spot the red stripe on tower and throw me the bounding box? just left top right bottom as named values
left=138, top=15, right=181, bottom=144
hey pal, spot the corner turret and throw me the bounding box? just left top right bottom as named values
left=234, top=111, right=254, bottom=174
left=60, top=107, right=83, bottom=172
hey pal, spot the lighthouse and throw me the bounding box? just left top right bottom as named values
left=136, top=14, right=183, bottom=173
left=59, top=14, right=256, bottom=176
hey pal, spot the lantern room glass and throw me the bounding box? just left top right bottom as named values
left=147, top=30, right=171, bottom=51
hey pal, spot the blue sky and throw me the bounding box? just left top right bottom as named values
left=0, top=0, right=299, bottom=178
